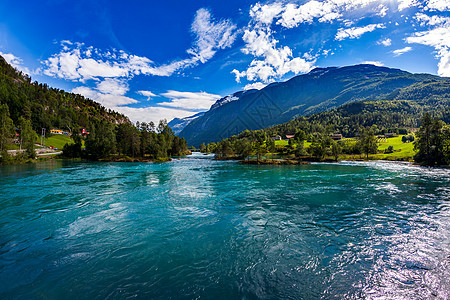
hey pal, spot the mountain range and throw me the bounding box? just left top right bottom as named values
left=176, top=64, right=443, bottom=146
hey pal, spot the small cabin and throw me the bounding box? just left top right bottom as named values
left=285, top=135, right=295, bottom=140
left=272, top=135, right=282, bottom=141
left=331, top=134, right=343, bottom=140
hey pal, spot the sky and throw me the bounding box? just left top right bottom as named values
left=0, top=0, right=450, bottom=124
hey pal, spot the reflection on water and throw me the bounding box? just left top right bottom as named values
left=0, top=156, right=449, bottom=299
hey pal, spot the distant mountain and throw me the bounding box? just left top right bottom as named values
left=168, top=112, right=205, bottom=135
left=179, top=64, right=441, bottom=146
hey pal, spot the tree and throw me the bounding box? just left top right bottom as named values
left=18, top=117, right=35, bottom=159
left=359, top=127, right=378, bottom=159
left=295, top=140, right=306, bottom=157
left=0, top=103, right=14, bottom=151
left=62, top=134, right=82, bottom=158
left=294, top=130, right=306, bottom=142
left=235, top=139, right=252, bottom=160
left=84, top=119, right=116, bottom=159
left=385, top=145, right=394, bottom=154
left=414, top=113, right=445, bottom=166
left=309, top=132, right=330, bottom=159
left=331, top=141, right=342, bottom=161
left=199, top=143, right=206, bottom=152
left=442, top=125, right=450, bottom=164
left=253, top=138, right=266, bottom=162
left=266, top=137, right=276, bottom=160
left=116, top=123, right=140, bottom=157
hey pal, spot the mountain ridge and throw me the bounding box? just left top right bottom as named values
left=178, top=64, right=443, bottom=146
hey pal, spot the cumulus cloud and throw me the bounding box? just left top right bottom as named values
left=406, top=25, right=450, bottom=76
left=73, top=85, right=219, bottom=123
left=72, top=86, right=138, bottom=108
left=113, top=106, right=195, bottom=125
left=159, top=90, right=220, bottom=110
left=96, top=78, right=129, bottom=96
left=361, top=60, right=384, bottom=66
left=425, top=0, right=450, bottom=11
left=398, top=0, right=419, bottom=11
left=335, top=23, right=385, bottom=41
left=393, top=46, right=413, bottom=56
left=377, top=4, right=389, bottom=17
left=414, top=12, right=450, bottom=26
left=232, top=28, right=315, bottom=83
left=0, top=51, right=31, bottom=74
left=244, top=82, right=267, bottom=90
left=378, top=38, right=392, bottom=46
left=277, top=1, right=342, bottom=28
left=232, top=0, right=391, bottom=85
left=137, top=90, right=157, bottom=99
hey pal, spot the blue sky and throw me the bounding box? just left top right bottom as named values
left=1, top=0, right=450, bottom=123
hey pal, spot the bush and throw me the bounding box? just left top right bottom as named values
left=385, top=145, right=394, bottom=154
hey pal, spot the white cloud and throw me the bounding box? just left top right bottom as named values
left=42, top=8, right=237, bottom=83
left=377, top=4, right=389, bottom=17
left=0, top=51, right=31, bottom=74
left=41, top=8, right=236, bottom=125
left=398, top=0, right=419, bottom=11
left=414, top=12, right=450, bottom=26
left=137, top=90, right=157, bottom=99
left=72, top=86, right=138, bottom=108
left=96, top=78, right=129, bottom=96
left=393, top=46, right=413, bottom=56
left=250, top=3, right=284, bottom=25
left=378, top=38, right=392, bottom=46
left=244, top=82, right=267, bottom=90
left=277, top=1, right=342, bottom=28
left=188, top=8, right=237, bottom=63
left=361, top=60, right=384, bottom=66
left=72, top=85, right=215, bottom=124
left=232, top=28, right=315, bottom=83
left=406, top=27, right=450, bottom=48
left=113, top=106, right=195, bottom=125
left=159, top=90, right=220, bottom=110
left=335, top=23, right=385, bottom=40
left=406, top=25, right=450, bottom=75
left=425, top=0, right=450, bottom=11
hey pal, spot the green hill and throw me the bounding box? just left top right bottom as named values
left=0, top=55, right=129, bottom=134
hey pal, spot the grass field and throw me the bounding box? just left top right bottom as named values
left=275, top=140, right=312, bottom=148
left=374, top=135, right=416, bottom=161
left=275, top=135, right=417, bottom=161
left=43, top=134, right=73, bottom=150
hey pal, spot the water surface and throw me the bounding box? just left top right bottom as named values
left=1, top=154, right=449, bottom=299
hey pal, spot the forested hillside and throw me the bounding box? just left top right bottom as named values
left=264, top=78, right=450, bottom=138
left=0, top=55, right=189, bottom=162
left=0, top=56, right=129, bottom=133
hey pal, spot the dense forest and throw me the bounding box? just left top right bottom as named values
left=0, top=55, right=189, bottom=163
left=202, top=83, right=450, bottom=165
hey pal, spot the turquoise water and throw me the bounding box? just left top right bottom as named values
left=1, top=153, right=449, bottom=299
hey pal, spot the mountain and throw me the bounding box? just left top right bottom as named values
left=263, top=78, right=450, bottom=138
left=168, top=112, right=205, bottom=135
left=0, top=55, right=129, bottom=133
left=179, top=64, right=441, bottom=146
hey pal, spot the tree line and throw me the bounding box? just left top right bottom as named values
left=200, top=126, right=379, bottom=162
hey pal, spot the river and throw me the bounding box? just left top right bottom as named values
left=1, top=153, right=449, bottom=299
